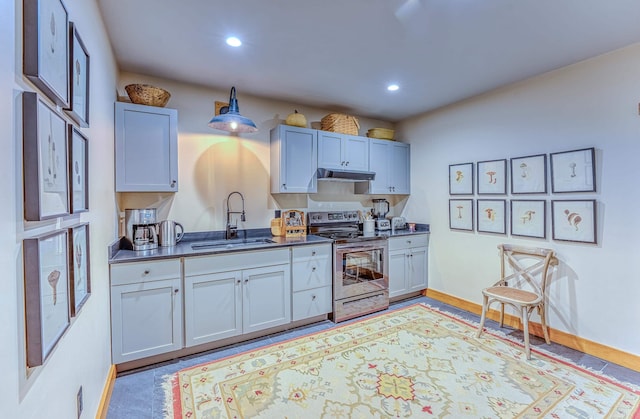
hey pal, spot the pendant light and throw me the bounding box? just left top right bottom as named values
left=208, top=86, right=258, bottom=133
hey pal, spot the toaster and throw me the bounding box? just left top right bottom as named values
left=390, top=216, right=407, bottom=230
left=375, top=219, right=391, bottom=231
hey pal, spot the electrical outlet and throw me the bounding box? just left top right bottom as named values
left=77, top=386, right=83, bottom=418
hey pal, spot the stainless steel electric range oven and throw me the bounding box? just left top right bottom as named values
left=308, top=210, right=389, bottom=322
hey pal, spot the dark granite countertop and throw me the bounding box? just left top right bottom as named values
left=108, top=224, right=430, bottom=264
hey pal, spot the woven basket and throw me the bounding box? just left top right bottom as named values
left=125, top=84, right=171, bottom=107
left=321, top=113, right=360, bottom=135
left=367, top=128, right=395, bottom=140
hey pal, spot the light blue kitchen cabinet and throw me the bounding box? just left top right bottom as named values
left=388, top=234, right=428, bottom=299
left=115, top=102, right=178, bottom=192
left=356, top=139, right=410, bottom=194
left=317, top=131, right=369, bottom=171
left=110, top=259, right=183, bottom=364
left=183, top=248, right=291, bottom=347
left=270, top=125, right=318, bottom=193
left=291, top=243, right=332, bottom=321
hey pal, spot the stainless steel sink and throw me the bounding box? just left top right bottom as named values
left=190, top=238, right=275, bottom=250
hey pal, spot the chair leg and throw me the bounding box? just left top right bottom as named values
left=477, top=295, right=488, bottom=338
left=522, top=306, right=531, bottom=360
left=539, top=305, right=551, bottom=344
left=499, top=303, right=505, bottom=327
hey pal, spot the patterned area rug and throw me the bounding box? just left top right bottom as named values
left=165, top=304, right=640, bottom=418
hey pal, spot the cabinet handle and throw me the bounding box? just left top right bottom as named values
left=236, top=279, right=241, bottom=285
left=312, top=251, right=316, bottom=256
left=174, top=288, right=179, bottom=293
left=341, top=161, right=345, bottom=166
left=244, top=279, right=249, bottom=284
left=170, top=180, right=177, bottom=188
left=311, top=295, right=317, bottom=301
left=143, top=270, right=150, bottom=275
left=407, top=240, right=412, bottom=244
left=345, top=161, right=349, bottom=166
left=282, top=184, right=287, bottom=190
left=312, top=266, right=316, bottom=272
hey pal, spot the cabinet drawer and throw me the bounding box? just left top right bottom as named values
left=111, top=259, right=181, bottom=286
left=292, top=258, right=331, bottom=291
left=185, top=248, right=290, bottom=276
left=292, top=244, right=331, bottom=261
left=388, top=234, right=429, bottom=251
left=292, top=286, right=332, bottom=321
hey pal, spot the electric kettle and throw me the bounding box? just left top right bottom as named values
left=158, top=220, right=184, bottom=247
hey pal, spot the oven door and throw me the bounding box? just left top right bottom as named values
left=334, top=239, right=388, bottom=300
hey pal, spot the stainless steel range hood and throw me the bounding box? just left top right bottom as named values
left=317, top=168, right=376, bottom=182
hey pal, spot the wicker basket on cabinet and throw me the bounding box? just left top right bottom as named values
left=320, top=113, right=360, bottom=135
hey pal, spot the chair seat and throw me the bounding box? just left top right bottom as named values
left=482, top=286, right=541, bottom=305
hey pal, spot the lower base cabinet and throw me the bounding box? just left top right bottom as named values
left=183, top=248, right=291, bottom=347
left=110, top=259, right=183, bottom=364
left=388, top=235, right=429, bottom=299
left=291, top=244, right=332, bottom=321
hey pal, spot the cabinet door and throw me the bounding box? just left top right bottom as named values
left=271, top=125, right=317, bottom=193
left=388, top=249, right=407, bottom=298
left=242, top=264, right=291, bottom=333
left=407, top=246, right=428, bottom=292
left=343, top=135, right=369, bottom=171
left=368, top=139, right=392, bottom=194
left=115, top=102, right=178, bottom=192
left=184, top=271, right=242, bottom=347
left=110, top=278, right=182, bottom=363
left=317, top=131, right=344, bottom=169
left=389, top=142, right=410, bottom=194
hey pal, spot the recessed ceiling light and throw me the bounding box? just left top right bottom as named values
left=387, top=84, right=399, bottom=92
left=226, top=36, right=242, bottom=47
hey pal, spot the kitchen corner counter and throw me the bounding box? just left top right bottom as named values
left=108, top=231, right=333, bottom=264
left=373, top=223, right=430, bottom=239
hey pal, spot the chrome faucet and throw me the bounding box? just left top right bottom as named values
left=226, top=191, right=246, bottom=239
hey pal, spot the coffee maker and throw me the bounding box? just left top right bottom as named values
left=124, top=208, right=159, bottom=251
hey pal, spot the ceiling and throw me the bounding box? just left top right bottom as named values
left=97, top=0, right=640, bottom=122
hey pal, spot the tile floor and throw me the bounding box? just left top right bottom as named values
left=106, top=296, right=640, bottom=418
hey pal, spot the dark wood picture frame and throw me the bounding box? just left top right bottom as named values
left=69, top=223, right=90, bottom=316
left=69, top=126, right=88, bottom=213
left=510, top=154, right=547, bottom=194
left=550, top=147, right=596, bottom=193
left=23, top=0, right=70, bottom=108
left=511, top=199, right=546, bottom=239
left=449, top=162, right=474, bottom=195
left=551, top=199, right=597, bottom=244
left=476, top=199, right=507, bottom=234
left=23, top=92, right=70, bottom=221
left=477, top=159, right=507, bottom=195
left=449, top=199, right=474, bottom=231
left=24, top=229, right=70, bottom=367
left=65, top=22, right=90, bottom=127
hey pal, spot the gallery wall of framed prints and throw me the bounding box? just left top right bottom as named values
left=21, top=0, right=92, bottom=367
left=448, top=147, right=598, bottom=245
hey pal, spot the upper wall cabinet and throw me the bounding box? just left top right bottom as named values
left=270, top=125, right=318, bottom=193
left=356, top=139, right=410, bottom=195
left=115, top=102, right=178, bottom=192
left=317, top=131, right=369, bottom=172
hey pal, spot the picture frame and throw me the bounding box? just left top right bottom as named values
left=551, top=199, right=597, bottom=244
left=477, top=159, right=507, bottom=195
left=477, top=199, right=507, bottom=234
left=69, top=126, right=88, bottom=213
left=511, top=200, right=546, bottom=239
left=510, top=154, right=547, bottom=194
left=23, top=229, right=70, bottom=367
left=69, top=223, right=90, bottom=316
left=23, top=0, right=70, bottom=108
left=23, top=92, right=70, bottom=221
left=449, top=162, right=474, bottom=195
left=550, top=148, right=596, bottom=193
left=449, top=199, right=474, bottom=231
left=64, top=22, right=90, bottom=127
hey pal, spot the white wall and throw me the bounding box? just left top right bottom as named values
left=116, top=72, right=403, bottom=232
left=2, top=0, right=118, bottom=417
left=399, top=44, right=640, bottom=356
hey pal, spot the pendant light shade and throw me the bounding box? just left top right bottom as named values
left=208, top=86, right=258, bottom=133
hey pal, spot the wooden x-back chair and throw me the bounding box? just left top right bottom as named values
left=477, top=244, right=558, bottom=359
